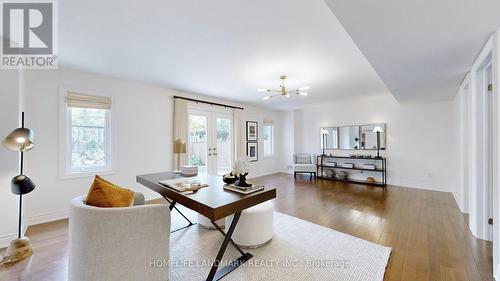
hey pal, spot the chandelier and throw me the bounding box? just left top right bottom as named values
left=257, top=75, right=309, bottom=100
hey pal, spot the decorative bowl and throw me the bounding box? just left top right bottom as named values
left=223, top=173, right=238, bottom=184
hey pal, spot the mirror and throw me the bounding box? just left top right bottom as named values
left=338, top=126, right=360, bottom=150
left=320, top=127, right=338, bottom=149
left=360, top=124, right=386, bottom=150
left=319, top=123, right=386, bottom=150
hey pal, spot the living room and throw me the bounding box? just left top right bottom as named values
left=1, top=1, right=500, bottom=281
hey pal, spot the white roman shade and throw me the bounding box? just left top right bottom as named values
left=66, top=92, right=112, bottom=109
left=263, top=119, right=274, bottom=125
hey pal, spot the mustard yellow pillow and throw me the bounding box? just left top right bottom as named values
left=85, top=175, right=134, bottom=208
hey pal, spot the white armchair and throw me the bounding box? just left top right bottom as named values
left=293, top=153, right=317, bottom=180
left=69, top=195, right=171, bottom=281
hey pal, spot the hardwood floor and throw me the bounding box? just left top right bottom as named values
left=0, top=173, right=493, bottom=281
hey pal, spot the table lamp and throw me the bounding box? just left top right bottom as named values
left=372, top=126, right=384, bottom=158
left=320, top=129, right=330, bottom=156
left=173, top=139, right=186, bottom=174
left=1, top=112, right=36, bottom=264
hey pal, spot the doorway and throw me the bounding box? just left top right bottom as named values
left=188, top=108, right=233, bottom=176
left=473, top=53, right=494, bottom=242
left=485, top=62, right=493, bottom=240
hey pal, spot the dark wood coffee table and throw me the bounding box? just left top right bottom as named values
left=136, top=172, right=276, bottom=281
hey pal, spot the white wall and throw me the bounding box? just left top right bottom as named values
left=240, top=106, right=282, bottom=178
left=280, top=95, right=459, bottom=191
left=21, top=67, right=281, bottom=227
left=453, top=78, right=470, bottom=214
left=278, top=110, right=295, bottom=172
left=0, top=70, right=21, bottom=247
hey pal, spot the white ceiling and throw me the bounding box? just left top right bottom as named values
left=325, top=0, right=500, bottom=103
left=59, top=0, right=391, bottom=110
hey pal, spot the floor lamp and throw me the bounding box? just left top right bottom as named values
left=1, top=112, right=36, bottom=264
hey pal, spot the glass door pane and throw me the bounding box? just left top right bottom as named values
left=188, top=114, right=208, bottom=174
left=215, top=117, right=232, bottom=175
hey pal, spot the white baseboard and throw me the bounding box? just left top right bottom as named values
left=275, top=171, right=453, bottom=193
left=0, top=226, right=28, bottom=249
left=0, top=233, right=18, bottom=249
left=26, top=209, right=69, bottom=227
left=387, top=180, right=451, bottom=192
left=452, top=192, right=467, bottom=213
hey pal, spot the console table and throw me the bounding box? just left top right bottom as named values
left=316, top=155, right=387, bottom=187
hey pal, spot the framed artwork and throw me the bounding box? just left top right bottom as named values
left=246, top=142, right=258, bottom=162
left=246, top=121, right=258, bottom=141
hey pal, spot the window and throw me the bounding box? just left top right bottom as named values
left=62, top=91, right=112, bottom=175
left=263, top=120, right=274, bottom=157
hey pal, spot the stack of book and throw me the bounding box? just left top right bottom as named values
left=223, top=184, right=264, bottom=195
left=323, top=160, right=337, bottom=167
left=159, top=178, right=208, bottom=192
left=362, top=164, right=377, bottom=170
left=180, top=165, right=198, bottom=176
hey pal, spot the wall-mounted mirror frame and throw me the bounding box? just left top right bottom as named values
left=320, top=123, right=386, bottom=151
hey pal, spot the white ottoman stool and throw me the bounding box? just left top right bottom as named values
left=226, top=201, right=274, bottom=248
left=198, top=214, right=225, bottom=230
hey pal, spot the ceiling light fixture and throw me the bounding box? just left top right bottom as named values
left=258, top=75, right=309, bottom=101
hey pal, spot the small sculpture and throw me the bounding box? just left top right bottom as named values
left=233, top=157, right=252, bottom=187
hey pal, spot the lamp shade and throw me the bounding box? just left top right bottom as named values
left=320, top=129, right=330, bottom=135
left=2, top=128, right=34, bottom=152
left=11, top=175, right=35, bottom=195
left=372, top=126, right=384, bottom=133
left=173, top=139, right=186, bottom=154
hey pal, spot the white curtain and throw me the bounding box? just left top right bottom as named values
left=173, top=98, right=188, bottom=166
left=233, top=109, right=245, bottom=160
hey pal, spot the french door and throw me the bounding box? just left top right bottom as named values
left=188, top=109, right=233, bottom=175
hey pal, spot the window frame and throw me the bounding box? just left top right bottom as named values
left=263, top=123, right=274, bottom=157
left=59, top=87, right=114, bottom=179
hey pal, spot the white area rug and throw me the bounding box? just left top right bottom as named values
left=168, top=211, right=391, bottom=281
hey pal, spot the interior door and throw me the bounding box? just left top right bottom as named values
left=188, top=109, right=233, bottom=176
